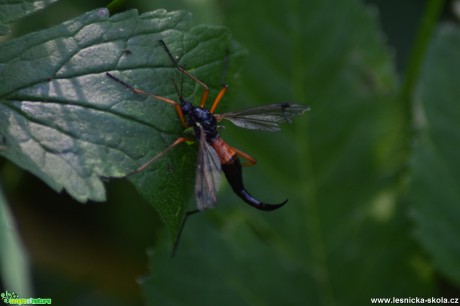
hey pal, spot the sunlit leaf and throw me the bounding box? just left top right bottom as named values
left=0, top=8, right=244, bottom=233
left=0, top=0, right=58, bottom=35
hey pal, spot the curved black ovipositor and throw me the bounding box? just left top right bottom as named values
left=221, top=155, right=287, bottom=211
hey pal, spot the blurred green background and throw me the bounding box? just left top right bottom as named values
left=1, top=0, right=460, bottom=305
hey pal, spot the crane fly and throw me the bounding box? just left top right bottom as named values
left=106, top=40, right=309, bottom=255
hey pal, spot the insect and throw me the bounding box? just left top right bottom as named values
left=106, top=40, right=309, bottom=252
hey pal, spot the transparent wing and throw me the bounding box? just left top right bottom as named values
left=216, top=103, right=310, bottom=132
left=195, top=128, right=222, bottom=211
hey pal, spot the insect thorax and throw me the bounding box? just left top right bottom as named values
left=189, top=106, right=218, bottom=141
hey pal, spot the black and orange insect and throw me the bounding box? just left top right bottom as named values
left=107, top=40, right=309, bottom=250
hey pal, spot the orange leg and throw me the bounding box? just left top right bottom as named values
left=210, top=84, right=228, bottom=114
left=210, top=48, right=231, bottom=113
left=159, top=40, right=210, bottom=108
left=232, top=146, right=257, bottom=167
left=106, top=72, right=187, bottom=127
left=128, top=136, right=192, bottom=176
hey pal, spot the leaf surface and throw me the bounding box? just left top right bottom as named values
left=142, top=0, right=433, bottom=305
left=0, top=0, right=58, bottom=35
left=408, top=23, right=460, bottom=286
left=0, top=8, right=244, bottom=232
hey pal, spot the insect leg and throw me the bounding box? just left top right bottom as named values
left=127, top=136, right=190, bottom=176
left=209, top=49, right=231, bottom=114
left=209, top=84, right=228, bottom=114
left=159, top=40, right=210, bottom=108
left=232, top=147, right=257, bottom=167
left=106, top=72, right=187, bottom=127
left=172, top=209, right=200, bottom=257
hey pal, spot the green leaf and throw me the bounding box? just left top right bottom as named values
left=142, top=0, right=432, bottom=305
left=0, top=186, right=32, bottom=296
left=0, top=0, right=58, bottom=35
left=126, top=26, right=246, bottom=235
left=408, top=23, right=460, bottom=286
left=0, top=8, right=244, bottom=231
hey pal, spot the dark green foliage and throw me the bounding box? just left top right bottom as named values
left=1, top=0, right=459, bottom=305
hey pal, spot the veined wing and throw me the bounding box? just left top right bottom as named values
left=195, top=127, right=222, bottom=211
left=216, top=103, right=309, bottom=132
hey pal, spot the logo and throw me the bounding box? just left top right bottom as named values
left=1, top=291, right=52, bottom=305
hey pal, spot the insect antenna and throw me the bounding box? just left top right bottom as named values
left=159, top=39, right=210, bottom=108
left=170, top=77, right=182, bottom=100
left=170, top=65, right=190, bottom=106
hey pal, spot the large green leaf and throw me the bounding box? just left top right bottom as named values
left=0, top=8, right=244, bottom=232
left=409, top=24, right=460, bottom=286
left=142, top=0, right=432, bottom=305
left=0, top=0, right=58, bottom=35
